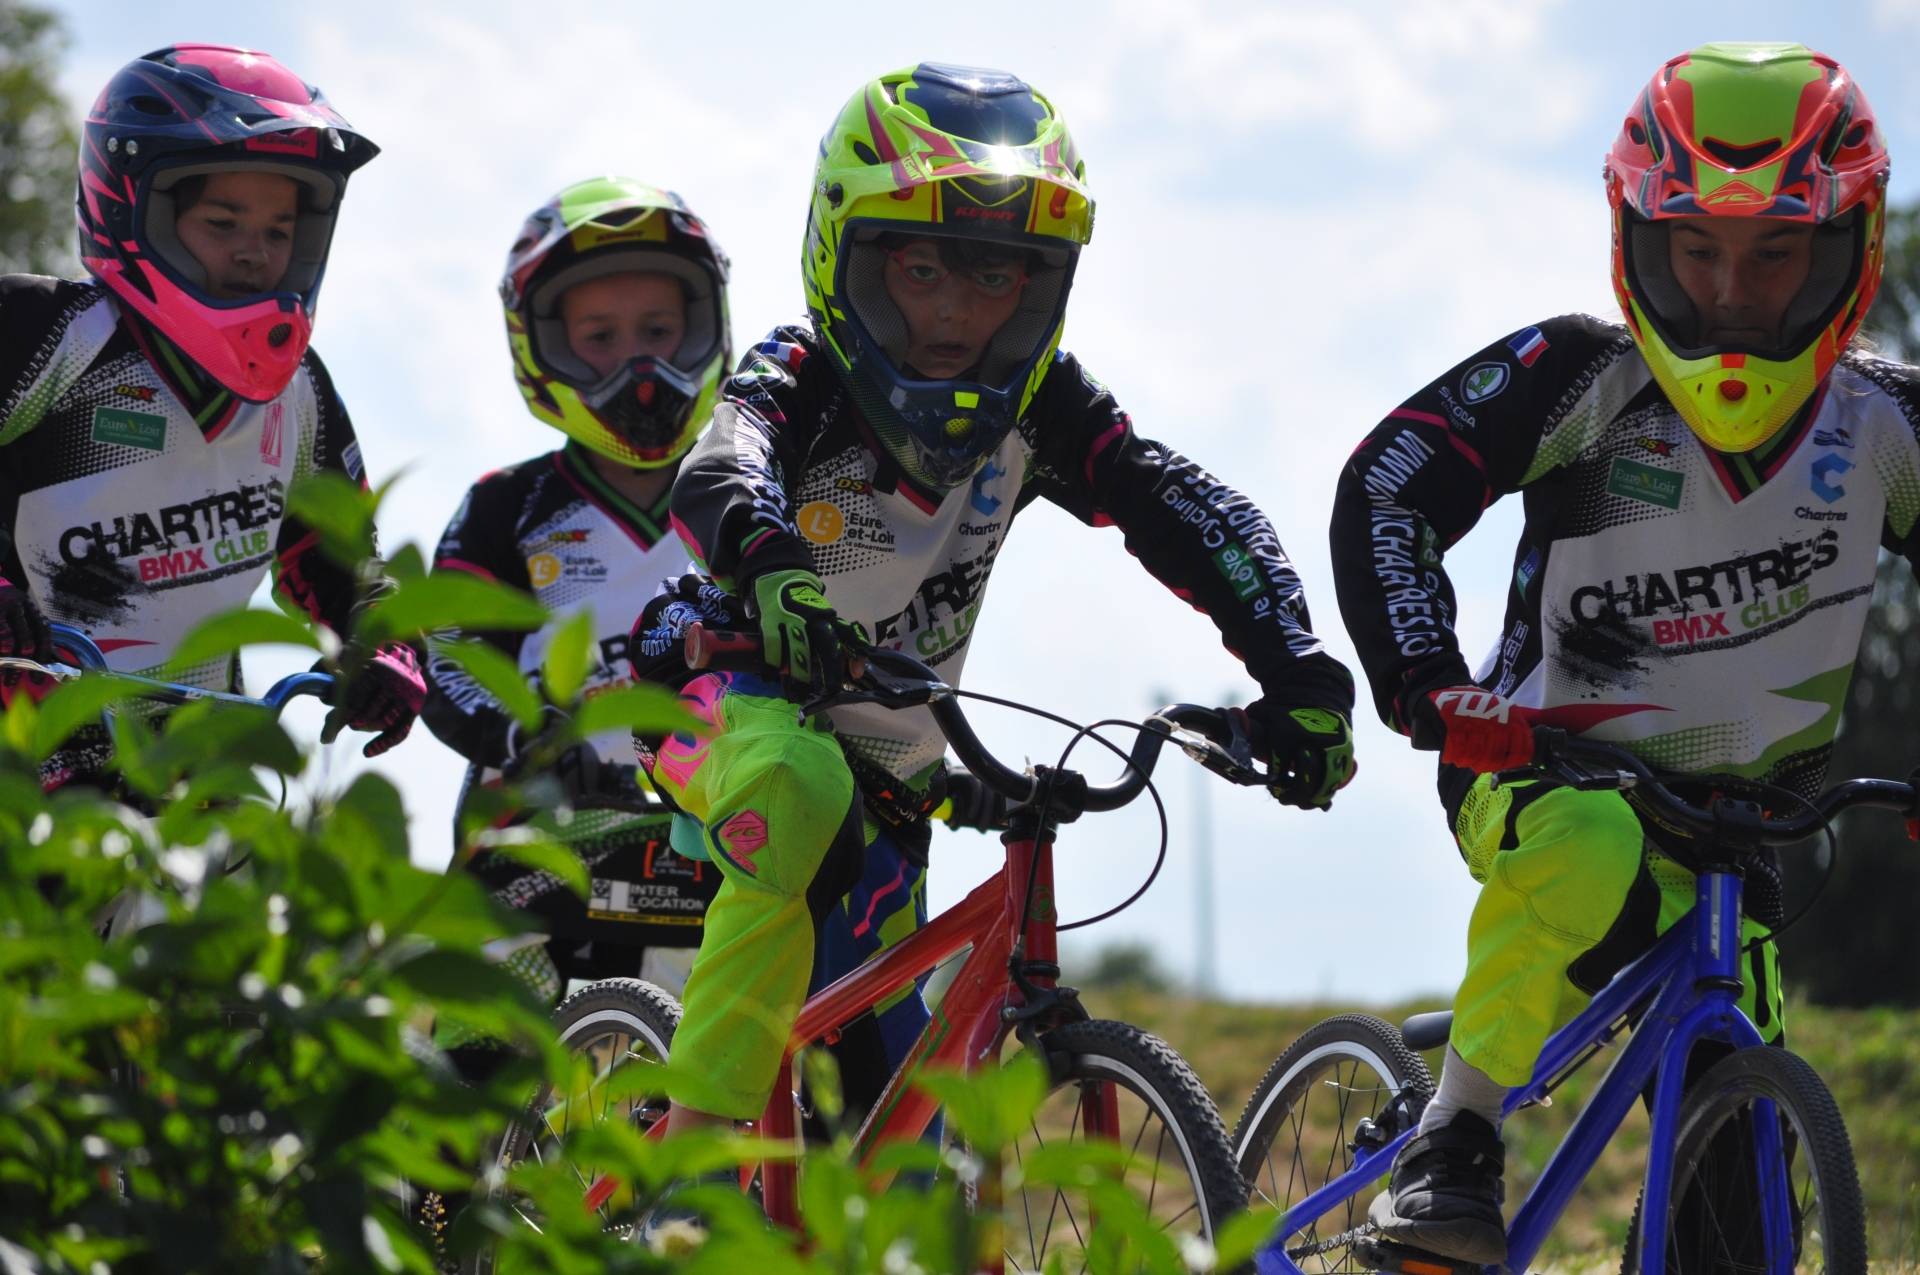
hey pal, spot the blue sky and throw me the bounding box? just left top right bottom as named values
left=44, top=0, right=1920, bottom=1003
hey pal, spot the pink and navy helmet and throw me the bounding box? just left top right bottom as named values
left=77, top=45, right=378, bottom=402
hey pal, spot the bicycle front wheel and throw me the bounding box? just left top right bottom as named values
left=1630, top=1046, right=1864, bottom=1275
left=469, top=978, right=680, bottom=1273
left=1229, top=1014, right=1435, bottom=1274
left=1000, top=1018, right=1247, bottom=1274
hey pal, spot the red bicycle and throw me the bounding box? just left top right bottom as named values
left=481, top=630, right=1277, bottom=1272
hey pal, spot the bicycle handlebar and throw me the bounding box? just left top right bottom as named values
left=3, top=621, right=337, bottom=714
left=1514, top=727, right=1920, bottom=848
left=683, top=622, right=1272, bottom=813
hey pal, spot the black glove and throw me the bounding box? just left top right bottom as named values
left=0, top=579, right=52, bottom=660
left=940, top=765, right=1010, bottom=833
left=628, top=574, right=754, bottom=684
left=1248, top=697, right=1357, bottom=812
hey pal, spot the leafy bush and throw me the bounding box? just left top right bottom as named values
left=0, top=476, right=1254, bottom=1273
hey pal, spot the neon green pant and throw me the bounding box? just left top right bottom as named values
left=1448, top=775, right=1783, bottom=1087
left=649, top=671, right=890, bottom=1119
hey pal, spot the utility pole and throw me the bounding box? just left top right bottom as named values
left=1153, top=687, right=1224, bottom=1000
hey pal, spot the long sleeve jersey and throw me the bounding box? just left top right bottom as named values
left=421, top=444, right=716, bottom=942
left=671, top=324, right=1354, bottom=788
left=1331, top=313, right=1920, bottom=800
left=0, top=276, right=375, bottom=777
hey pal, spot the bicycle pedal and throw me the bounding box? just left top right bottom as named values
left=1352, top=1236, right=1481, bottom=1275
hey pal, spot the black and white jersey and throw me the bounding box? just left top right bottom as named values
left=1333, top=313, right=1920, bottom=798
left=671, top=324, right=1354, bottom=788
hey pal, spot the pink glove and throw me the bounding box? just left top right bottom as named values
left=334, top=642, right=426, bottom=757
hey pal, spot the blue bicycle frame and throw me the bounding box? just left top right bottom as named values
left=40, top=621, right=333, bottom=711
left=1256, top=865, right=1786, bottom=1275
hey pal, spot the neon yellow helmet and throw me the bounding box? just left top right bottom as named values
left=1605, top=43, right=1889, bottom=453
left=803, top=63, right=1093, bottom=492
left=501, top=177, right=731, bottom=467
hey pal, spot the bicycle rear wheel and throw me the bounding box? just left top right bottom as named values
left=1000, top=1018, right=1247, bottom=1274
left=1626, top=1046, right=1864, bottom=1275
left=1229, top=1014, right=1435, bottom=1274
left=468, top=978, right=680, bottom=1273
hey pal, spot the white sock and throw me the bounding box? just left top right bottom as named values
left=1418, top=1045, right=1507, bottom=1134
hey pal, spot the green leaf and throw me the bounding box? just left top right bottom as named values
left=355, top=574, right=547, bottom=646
left=286, top=470, right=379, bottom=566
left=427, top=638, right=542, bottom=733
left=1212, top=1201, right=1284, bottom=1271
left=916, top=1052, right=1049, bottom=1152
left=328, top=772, right=410, bottom=863
left=29, top=674, right=146, bottom=761
left=168, top=608, right=330, bottom=674
left=472, top=828, right=587, bottom=899
left=540, top=609, right=595, bottom=707
left=572, top=684, right=700, bottom=739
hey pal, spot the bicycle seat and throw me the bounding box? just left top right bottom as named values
left=1399, top=1011, right=1452, bottom=1052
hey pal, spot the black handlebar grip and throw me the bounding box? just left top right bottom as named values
left=685, top=622, right=763, bottom=672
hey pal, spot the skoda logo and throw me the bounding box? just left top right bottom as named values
left=1461, top=362, right=1510, bottom=404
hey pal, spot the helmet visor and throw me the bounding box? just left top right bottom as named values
left=526, top=248, right=725, bottom=389
left=143, top=159, right=345, bottom=305
left=839, top=221, right=1075, bottom=395
left=1623, top=207, right=1865, bottom=361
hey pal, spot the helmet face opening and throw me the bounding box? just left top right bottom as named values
left=836, top=220, right=1077, bottom=488
left=141, top=160, right=345, bottom=302
left=1621, top=207, right=1866, bottom=362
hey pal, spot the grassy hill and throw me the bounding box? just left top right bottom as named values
left=1079, top=986, right=1920, bottom=1270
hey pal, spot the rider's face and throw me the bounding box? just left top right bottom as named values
left=560, top=272, right=687, bottom=379
left=173, top=171, right=300, bottom=299
left=1665, top=216, right=1816, bottom=348
left=881, top=238, right=1027, bottom=379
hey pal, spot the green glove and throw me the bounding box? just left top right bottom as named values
left=1253, top=700, right=1357, bottom=811
left=751, top=568, right=847, bottom=699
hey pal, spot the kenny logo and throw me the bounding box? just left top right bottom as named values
left=1433, top=688, right=1510, bottom=722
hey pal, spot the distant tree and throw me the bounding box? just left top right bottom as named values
left=1082, top=941, right=1174, bottom=993
left=0, top=1, right=79, bottom=277
left=1778, top=202, right=1920, bottom=1007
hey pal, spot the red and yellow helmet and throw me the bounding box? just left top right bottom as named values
left=1605, top=42, right=1889, bottom=453
left=802, top=63, right=1093, bottom=492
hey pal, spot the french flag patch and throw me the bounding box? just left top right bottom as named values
left=1507, top=326, right=1550, bottom=367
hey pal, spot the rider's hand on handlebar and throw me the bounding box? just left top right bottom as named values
left=324, top=641, right=427, bottom=757
left=750, top=568, right=864, bottom=700
left=0, top=579, right=52, bottom=660
left=1248, top=699, right=1357, bottom=811
left=938, top=764, right=1010, bottom=833
left=1419, top=686, right=1538, bottom=773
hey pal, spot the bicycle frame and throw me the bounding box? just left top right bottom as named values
left=1256, top=866, right=1786, bottom=1275
left=758, top=816, right=1060, bottom=1226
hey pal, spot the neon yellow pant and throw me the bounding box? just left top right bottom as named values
left=1448, top=775, right=1783, bottom=1087
left=648, top=671, right=930, bottom=1120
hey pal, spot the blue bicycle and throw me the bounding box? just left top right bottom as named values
left=1232, top=729, right=1918, bottom=1275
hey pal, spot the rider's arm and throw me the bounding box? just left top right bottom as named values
left=668, top=328, right=826, bottom=589
left=1850, top=355, right=1920, bottom=576
left=420, top=471, right=535, bottom=767
left=1023, top=353, right=1352, bottom=712
left=1329, top=314, right=1632, bottom=741
left=271, top=348, right=390, bottom=637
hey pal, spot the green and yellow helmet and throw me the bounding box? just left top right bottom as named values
left=803, top=63, right=1094, bottom=491
left=500, top=177, right=731, bottom=468
left=1605, top=43, right=1889, bottom=453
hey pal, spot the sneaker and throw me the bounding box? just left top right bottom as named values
left=1365, top=1111, right=1507, bottom=1264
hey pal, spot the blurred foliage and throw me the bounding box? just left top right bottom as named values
left=0, top=472, right=1236, bottom=1273
left=1784, top=197, right=1920, bottom=1007
left=0, top=0, right=79, bottom=277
